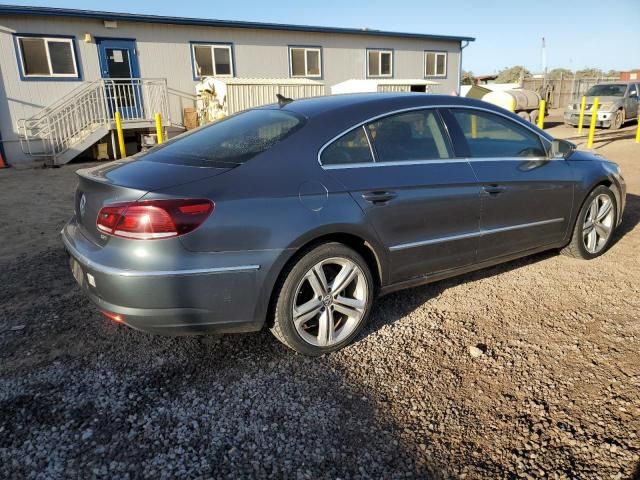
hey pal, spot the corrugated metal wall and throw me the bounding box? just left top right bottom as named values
left=226, top=83, right=325, bottom=114
left=0, top=14, right=462, bottom=166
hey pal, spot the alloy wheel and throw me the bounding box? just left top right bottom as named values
left=292, top=257, right=368, bottom=347
left=583, top=193, right=614, bottom=254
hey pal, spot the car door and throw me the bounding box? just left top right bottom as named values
left=441, top=107, right=576, bottom=262
left=320, top=108, right=481, bottom=284
left=625, top=84, right=639, bottom=119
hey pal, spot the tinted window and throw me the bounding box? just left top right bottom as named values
left=18, top=37, right=78, bottom=77
left=144, top=109, right=304, bottom=167
left=451, top=109, right=546, bottom=158
left=366, top=110, right=451, bottom=162
left=48, top=41, right=75, bottom=74
left=321, top=127, right=373, bottom=165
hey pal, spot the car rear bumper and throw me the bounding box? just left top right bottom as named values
left=61, top=218, right=278, bottom=335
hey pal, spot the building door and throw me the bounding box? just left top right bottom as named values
left=96, top=38, right=142, bottom=119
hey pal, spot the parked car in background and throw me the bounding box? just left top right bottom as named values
left=62, top=93, right=626, bottom=356
left=564, top=82, right=639, bottom=130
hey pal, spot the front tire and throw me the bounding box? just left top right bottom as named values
left=610, top=109, right=624, bottom=130
left=561, top=186, right=616, bottom=259
left=270, top=242, right=374, bottom=356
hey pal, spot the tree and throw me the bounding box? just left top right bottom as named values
left=461, top=70, right=475, bottom=85
left=495, top=66, right=530, bottom=83
left=547, top=68, right=573, bottom=79
left=575, top=68, right=603, bottom=79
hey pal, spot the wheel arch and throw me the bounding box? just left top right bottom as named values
left=260, top=230, right=386, bottom=329
left=567, top=178, right=619, bottom=244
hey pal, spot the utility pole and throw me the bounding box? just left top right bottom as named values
left=542, top=37, right=548, bottom=81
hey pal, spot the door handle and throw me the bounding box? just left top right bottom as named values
left=482, top=185, right=506, bottom=195
left=362, top=191, right=397, bottom=204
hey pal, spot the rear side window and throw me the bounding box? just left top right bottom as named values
left=321, top=126, right=374, bottom=165
left=144, top=109, right=304, bottom=167
left=366, top=109, right=451, bottom=162
left=451, top=109, right=546, bottom=158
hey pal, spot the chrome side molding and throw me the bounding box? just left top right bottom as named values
left=390, top=218, right=565, bottom=251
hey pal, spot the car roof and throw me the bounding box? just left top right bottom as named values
left=263, top=93, right=492, bottom=117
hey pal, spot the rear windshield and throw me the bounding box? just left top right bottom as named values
left=585, top=84, right=626, bottom=97
left=143, top=109, right=305, bottom=167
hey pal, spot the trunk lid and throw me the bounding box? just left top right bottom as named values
left=74, top=160, right=232, bottom=246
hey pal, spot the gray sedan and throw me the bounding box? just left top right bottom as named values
left=62, top=93, right=626, bottom=355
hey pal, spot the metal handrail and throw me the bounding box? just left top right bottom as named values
left=17, top=78, right=171, bottom=161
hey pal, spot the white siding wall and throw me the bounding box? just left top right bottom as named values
left=0, top=14, right=462, bottom=166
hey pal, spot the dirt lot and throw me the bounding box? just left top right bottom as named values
left=1, top=119, right=639, bottom=479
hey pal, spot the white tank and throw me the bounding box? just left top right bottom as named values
left=483, top=89, right=541, bottom=112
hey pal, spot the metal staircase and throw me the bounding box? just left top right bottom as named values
left=17, top=78, right=171, bottom=165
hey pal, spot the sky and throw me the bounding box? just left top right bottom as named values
left=8, top=0, right=640, bottom=74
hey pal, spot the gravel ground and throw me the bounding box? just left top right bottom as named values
left=1, top=121, right=639, bottom=479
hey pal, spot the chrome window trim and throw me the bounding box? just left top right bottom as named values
left=322, top=156, right=559, bottom=170
left=323, top=158, right=469, bottom=170
left=362, top=125, right=377, bottom=163
left=389, top=217, right=565, bottom=251
left=62, top=233, right=260, bottom=277
left=317, top=104, right=554, bottom=168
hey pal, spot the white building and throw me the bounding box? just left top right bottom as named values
left=0, top=5, right=474, bottom=166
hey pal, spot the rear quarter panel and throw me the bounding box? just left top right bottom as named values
left=143, top=131, right=387, bottom=327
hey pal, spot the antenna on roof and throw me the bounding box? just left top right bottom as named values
left=276, top=93, right=294, bottom=107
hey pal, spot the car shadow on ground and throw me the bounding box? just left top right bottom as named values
left=610, top=193, right=640, bottom=247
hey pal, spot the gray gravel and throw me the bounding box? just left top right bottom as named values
left=1, top=123, right=639, bottom=479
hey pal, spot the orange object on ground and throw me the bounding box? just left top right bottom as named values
left=0, top=131, right=6, bottom=168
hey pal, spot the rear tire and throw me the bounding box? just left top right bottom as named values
left=517, top=111, right=531, bottom=122
left=270, top=242, right=374, bottom=356
left=529, top=109, right=539, bottom=126
left=561, top=186, right=616, bottom=259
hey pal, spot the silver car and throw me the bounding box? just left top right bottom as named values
left=564, top=82, right=639, bottom=130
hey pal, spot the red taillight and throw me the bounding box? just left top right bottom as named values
left=97, top=199, right=214, bottom=240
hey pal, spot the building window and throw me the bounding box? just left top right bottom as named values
left=367, top=49, right=393, bottom=77
left=289, top=47, right=322, bottom=78
left=15, top=35, right=79, bottom=79
left=191, top=43, right=233, bottom=78
left=425, top=51, right=447, bottom=77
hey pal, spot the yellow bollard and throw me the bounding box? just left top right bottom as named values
left=471, top=114, right=477, bottom=139
left=155, top=112, right=164, bottom=144
left=510, top=97, right=516, bottom=113
left=636, top=118, right=640, bottom=144
left=587, top=97, right=599, bottom=149
left=537, top=99, right=546, bottom=129
left=114, top=111, right=126, bottom=159
left=577, top=96, right=587, bottom=134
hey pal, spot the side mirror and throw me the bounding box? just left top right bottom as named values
left=550, top=139, right=576, bottom=159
